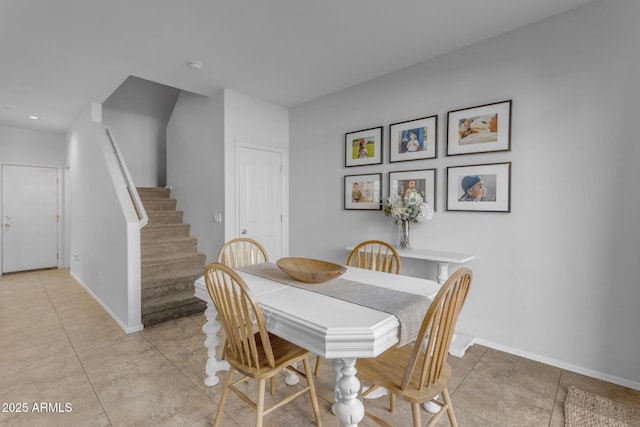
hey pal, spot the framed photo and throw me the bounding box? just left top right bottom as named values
left=446, top=100, right=512, bottom=156
left=446, top=162, right=511, bottom=212
left=389, top=169, right=437, bottom=211
left=345, top=173, right=382, bottom=210
left=389, top=115, right=437, bottom=162
left=345, top=126, right=383, bottom=167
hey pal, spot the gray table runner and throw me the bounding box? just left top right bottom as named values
left=236, top=262, right=431, bottom=346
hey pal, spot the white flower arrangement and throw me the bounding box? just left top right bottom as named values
left=382, top=191, right=434, bottom=224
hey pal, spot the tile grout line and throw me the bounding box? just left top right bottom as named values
left=37, top=270, right=114, bottom=426
left=549, top=369, right=566, bottom=427
left=449, top=345, right=498, bottom=426
left=43, top=272, right=216, bottom=424
left=137, top=317, right=221, bottom=405
left=135, top=316, right=241, bottom=426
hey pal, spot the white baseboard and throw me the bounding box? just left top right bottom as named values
left=449, top=331, right=475, bottom=358
left=70, top=271, right=143, bottom=334
left=475, top=338, right=640, bottom=392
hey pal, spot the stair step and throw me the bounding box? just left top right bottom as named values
left=142, top=268, right=203, bottom=290
left=142, top=237, right=198, bottom=259
left=141, top=276, right=198, bottom=299
left=141, top=199, right=177, bottom=212
left=147, top=211, right=184, bottom=224
left=138, top=186, right=207, bottom=327
left=141, top=224, right=190, bottom=241
left=143, top=291, right=199, bottom=314
left=142, top=303, right=206, bottom=327
left=137, top=187, right=171, bottom=200
left=141, top=291, right=207, bottom=326
left=142, top=253, right=206, bottom=279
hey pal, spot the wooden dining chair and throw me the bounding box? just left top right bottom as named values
left=356, top=268, right=473, bottom=427
left=204, top=262, right=322, bottom=427
left=346, top=239, right=401, bottom=274
left=217, top=237, right=269, bottom=268
left=314, top=240, right=401, bottom=376
left=216, top=237, right=276, bottom=390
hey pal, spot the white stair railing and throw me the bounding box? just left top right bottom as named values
left=104, top=126, right=148, bottom=228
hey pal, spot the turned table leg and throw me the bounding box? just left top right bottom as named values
left=202, top=302, right=229, bottom=386
left=435, top=261, right=451, bottom=285
left=334, top=358, right=365, bottom=427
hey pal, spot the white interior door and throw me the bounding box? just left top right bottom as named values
left=2, top=165, right=59, bottom=273
left=237, top=146, right=283, bottom=260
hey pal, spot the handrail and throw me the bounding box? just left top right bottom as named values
left=103, top=125, right=148, bottom=228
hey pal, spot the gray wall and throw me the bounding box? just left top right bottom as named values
left=289, top=0, right=640, bottom=387
left=222, top=90, right=290, bottom=258
left=0, top=125, right=66, bottom=166
left=167, top=91, right=225, bottom=262
left=66, top=105, right=142, bottom=331
left=166, top=89, right=290, bottom=263
left=0, top=124, right=67, bottom=267
left=103, top=76, right=180, bottom=187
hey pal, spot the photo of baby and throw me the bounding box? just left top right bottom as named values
left=345, top=173, right=382, bottom=210
left=345, top=127, right=383, bottom=167
left=352, top=137, right=375, bottom=159
left=389, top=116, right=437, bottom=162
left=396, top=179, right=426, bottom=199
left=398, top=127, right=427, bottom=153
left=457, top=174, right=497, bottom=202
left=389, top=169, right=436, bottom=209
left=457, top=114, right=498, bottom=145
left=446, top=100, right=511, bottom=156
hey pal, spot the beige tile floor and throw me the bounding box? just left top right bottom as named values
left=1, top=269, right=639, bottom=427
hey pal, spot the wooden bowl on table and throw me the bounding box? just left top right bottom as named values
left=276, top=257, right=347, bottom=283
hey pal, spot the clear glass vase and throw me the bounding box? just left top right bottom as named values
left=397, top=220, right=412, bottom=250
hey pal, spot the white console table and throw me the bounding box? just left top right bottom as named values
left=346, top=245, right=476, bottom=357
left=392, top=248, right=475, bottom=285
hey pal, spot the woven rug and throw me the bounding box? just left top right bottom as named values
left=565, top=386, right=640, bottom=427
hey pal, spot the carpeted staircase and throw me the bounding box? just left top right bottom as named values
left=138, top=187, right=207, bottom=326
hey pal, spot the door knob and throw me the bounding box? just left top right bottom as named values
left=241, top=229, right=248, bottom=235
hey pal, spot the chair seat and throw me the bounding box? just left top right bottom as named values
left=226, top=332, right=311, bottom=379
left=356, top=268, right=471, bottom=427
left=357, top=343, right=452, bottom=403
left=206, top=262, right=322, bottom=427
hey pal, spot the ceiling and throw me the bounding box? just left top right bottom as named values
left=0, top=0, right=597, bottom=133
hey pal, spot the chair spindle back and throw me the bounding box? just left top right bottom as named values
left=204, top=262, right=275, bottom=370
left=217, top=237, right=269, bottom=268
left=401, top=268, right=472, bottom=390
left=346, top=240, right=401, bottom=274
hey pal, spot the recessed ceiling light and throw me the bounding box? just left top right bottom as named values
left=28, top=115, right=39, bottom=120
left=188, top=60, right=203, bottom=70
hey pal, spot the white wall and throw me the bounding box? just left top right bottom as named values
left=67, top=104, right=142, bottom=332
left=289, top=0, right=640, bottom=388
left=223, top=90, right=290, bottom=257
left=166, top=89, right=290, bottom=262
left=0, top=125, right=66, bottom=165
left=0, top=124, right=67, bottom=267
left=167, top=91, right=225, bottom=263
left=103, top=76, right=180, bottom=187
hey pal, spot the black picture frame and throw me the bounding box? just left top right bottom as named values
left=388, top=169, right=437, bottom=211
left=389, top=115, right=437, bottom=162
left=446, top=162, right=511, bottom=212
left=344, top=173, right=382, bottom=210
left=345, top=126, right=383, bottom=167
left=446, top=100, right=512, bottom=156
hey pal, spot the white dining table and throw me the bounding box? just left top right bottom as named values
left=345, top=245, right=476, bottom=358
left=193, top=265, right=440, bottom=427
